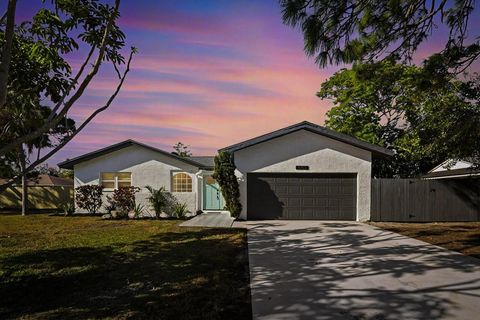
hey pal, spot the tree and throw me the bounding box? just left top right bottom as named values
left=172, top=142, right=192, bottom=158
left=1, top=103, right=75, bottom=215
left=213, top=151, right=242, bottom=218
left=319, top=59, right=480, bottom=177
left=0, top=0, right=136, bottom=195
left=280, top=0, right=479, bottom=71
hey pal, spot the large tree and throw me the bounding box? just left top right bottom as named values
left=280, top=0, right=479, bottom=71
left=2, top=103, right=75, bottom=215
left=320, top=58, right=480, bottom=177
left=0, top=0, right=135, bottom=194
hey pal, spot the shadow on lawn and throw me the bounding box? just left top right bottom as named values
left=0, top=228, right=252, bottom=320
left=247, top=222, right=480, bottom=320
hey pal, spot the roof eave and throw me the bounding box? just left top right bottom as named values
left=220, top=123, right=393, bottom=157
left=57, top=140, right=208, bottom=169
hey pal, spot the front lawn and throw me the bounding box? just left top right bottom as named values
left=0, top=214, right=251, bottom=319
left=371, top=222, right=480, bottom=259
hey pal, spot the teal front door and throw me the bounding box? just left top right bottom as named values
left=203, top=176, right=225, bottom=210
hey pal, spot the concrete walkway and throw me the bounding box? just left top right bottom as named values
left=179, top=212, right=234, bottom=228
left=237, top=220, right=480, bottom=320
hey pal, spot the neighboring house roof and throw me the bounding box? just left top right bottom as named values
left=423, top=159, right=480, bottom=179
left=57, top=139, right=213, bottom=170
left=0, top=174, right=73, bottom=186
left=220, top=121, right=394, bottom=157
left=190, top=156, right=215, bottom=169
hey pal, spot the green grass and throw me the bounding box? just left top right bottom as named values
left=0, top=214, right=251, bottom=319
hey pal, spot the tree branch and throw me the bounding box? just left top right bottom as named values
left=0, top=48, right=134, bottom=193
left=0, top=0, right=120, bottom=156
left=47, top=45, right=96, bottom=122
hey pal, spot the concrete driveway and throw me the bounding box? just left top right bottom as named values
left=236, top=221, right=480, bottom=320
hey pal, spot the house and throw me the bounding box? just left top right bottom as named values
left=423, top=158, right=480, bottom=180
left=58, top=121, right=393, bottom=221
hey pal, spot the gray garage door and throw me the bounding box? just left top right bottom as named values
left=247, top=173, right=357, bottom=220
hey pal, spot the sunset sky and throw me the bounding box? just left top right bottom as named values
left=14, top=0, right=480, bottom=166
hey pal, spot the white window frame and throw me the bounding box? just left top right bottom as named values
left=100, top=172, right=132, bottom=190
left=171, top=171, right=193, bottom=193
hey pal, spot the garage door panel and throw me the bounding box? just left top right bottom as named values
left=247, top=173, right=357, bottom=220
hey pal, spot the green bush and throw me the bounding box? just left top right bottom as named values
left=145, top=186, right=175, bottom=218
left=112, top=186, right=140, bottom=213
left=75, top=185, right=103, bottom=214
left=213, top=151, right=242, bottom=218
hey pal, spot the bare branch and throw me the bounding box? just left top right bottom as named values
left=0, top=0, right=17, bottom=108
left=47, top=45, right=96, bottom=122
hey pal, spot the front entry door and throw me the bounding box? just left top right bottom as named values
left=203, top=175, right=225, bottom=210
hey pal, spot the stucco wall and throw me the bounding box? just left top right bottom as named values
left=73, top=145, right=200, bottom=215
left=233, top=129, right=372, bottom=221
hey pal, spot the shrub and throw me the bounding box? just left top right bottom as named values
left=75, top=185, right=103, bottom=214
left=145, top=186, right=176, bottom=218
left=112, top=186, right=140, bottom=213
left=133, top=203, right=145, bottom=218
left=61, top=202, right=75, bottom=216
left=104, top=195, right=116, bottom=213
left=213, top=151, right=242, bottom=218
left=172, top=202, right=189, bottom=219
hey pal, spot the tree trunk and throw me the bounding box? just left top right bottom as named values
left=19, top=148, right=27, bottom=216
left=0, top=0, right=17, bottom=108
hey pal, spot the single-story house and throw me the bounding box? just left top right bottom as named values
left=423, top=158, right=480, bottom=180
left=58, top=121, right=393, bottom=221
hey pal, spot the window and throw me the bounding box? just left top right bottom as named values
left=172, top=172, right=192, bottom=192
left=100, top=172, right=132, bottom=189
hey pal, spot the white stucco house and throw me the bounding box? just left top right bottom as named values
left=58, top=121, right=393, bottom=221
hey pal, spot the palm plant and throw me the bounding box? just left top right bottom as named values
left=145, top=186, right=168, bottom=218
left=133, top=203, right=145, bottom=218
left=172, top=202, right=189, bottom=219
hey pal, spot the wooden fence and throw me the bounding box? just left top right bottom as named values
left=371, top=179, right=480, bottom=222
left=0, top=186, right=73, bottom=210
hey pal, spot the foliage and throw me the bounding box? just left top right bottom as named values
left=319, top=59, right=480, bottom=177
left=133, top=203, right=145, bottom=218
left=171, top=202, right=189, bottom=219
left=0, top=104, right=75, bottom=179
left=280, top=0, right=479, bottom=71
left=60, top=202, right=75, bottom=216
left=75, top=185, right=103, bottom=214
left=145, top=185, right=175, bottom=218
left=0, top=0, right=135, bottom=193
left=58, top=169, right=74, bottom=179
left=105, top=195, right=116, bottom=213
left=172, top=142, right=192, bottom=157
left=213, top=151, right=242, bottom=218
left=111, top=186, right=140, bottom=213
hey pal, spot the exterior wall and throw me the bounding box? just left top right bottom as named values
left=73, top=145, right=201, bottom=215
left=233, top=129, right=372, bottom=221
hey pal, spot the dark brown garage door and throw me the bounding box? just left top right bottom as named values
left=247, top=173, right=356, bottom=220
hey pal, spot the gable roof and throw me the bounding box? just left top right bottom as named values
left=423, top=158, right=480, bottom=179
left=422, top=167, right=480, bottom=179
left=220, top=121, right=394, bottom=157
left=57, top=140, right=213, bottom=170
